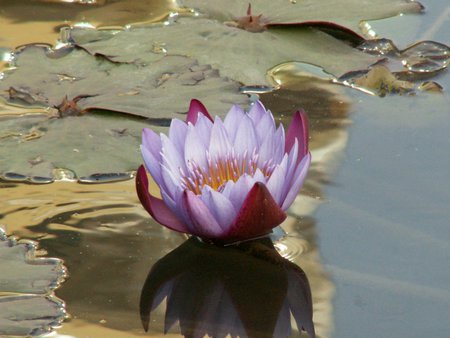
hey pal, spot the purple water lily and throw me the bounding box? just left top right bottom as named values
left=136, top=99, right=310, bottom=243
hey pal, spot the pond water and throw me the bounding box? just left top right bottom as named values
left=0, top=0, right=449, bottom=337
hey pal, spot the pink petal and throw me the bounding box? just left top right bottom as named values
left=200, top=186, right=237, bottom=230
left=248, top=100, right=267, bottom=121
left=223, top=105, right=245, bottom=142
left=184, top=123, right=208, bottom=169
left=141, top=145, right=163, bottom=189
left=234, top=114, right=258, bottom=155
left=186, top=99, right=213, bottom=124
left=183, top=190, right=224, bottom=238
left=168, top=119, right=188, bottom=157
left=281, top=153, right=311, bottom=210
left=209, top=117, right=232, bottom=160
left=160, top=134, right=186, bottom=180
left=136, top=165, right=188, bottom=233
left=254, top=109, right=276, bottom=146
left=285, top=110, right=309, bottom=159
left=142, top=128, right=162, bottom=160
left=225, top=182, right=286, bottom=242
left=266, top=154, right=289, bottom=205
left=193, top=114, right=213, bottom=145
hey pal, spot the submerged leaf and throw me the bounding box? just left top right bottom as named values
left=350, top=65, right=415, bottom=96
left=70, top=17, right=380, bottom=85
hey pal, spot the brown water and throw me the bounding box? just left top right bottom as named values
left=1, top=0, right=449, bottom=337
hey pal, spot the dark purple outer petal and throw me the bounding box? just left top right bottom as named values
left=186, top=99, right=214, bottom=124
left=224, top=182, right=287, bottom=242
left=285, top=110, right=309, bottom=160
left=136, top=165, right=188, bottom=233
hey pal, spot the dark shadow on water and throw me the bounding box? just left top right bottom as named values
left=140, top=237, right=315, bottom=338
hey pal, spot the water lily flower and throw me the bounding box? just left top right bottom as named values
left=136, top=99, right=310, bottom=243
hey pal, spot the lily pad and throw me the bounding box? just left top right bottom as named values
left=70, top=17, right=380, bottom=86
left=1, top=45, right=248, bottom=119
left=177, top=0, right=423, bottom=32
left=0, top=44, right=249, bottom=179
left=0, top=227, right=66, bottom=294
left=0, top=228, right=67, bottom=336
left=0, top=295, right=66, bottom=337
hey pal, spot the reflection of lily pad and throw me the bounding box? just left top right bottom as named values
left=0, top=228, right=67, bottom=336
left=0, top=45, right=249, bottom=179
left=177, top=0, right=423, bottom=32
left=70, top=17, right=380, bottom=86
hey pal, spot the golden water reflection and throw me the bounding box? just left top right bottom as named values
left=0, top=0, right=176, bottom=48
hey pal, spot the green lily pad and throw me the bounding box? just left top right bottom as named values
left=177, top=0, right=423, bottom=32
left=70, top=17, right=380, bottom=85
left=0, top=228, right=66, bottom=294
left=1, top=45, right=247, bottom=119
left=0, top=228, right=66, bottom=336
left=0, top=44, right=249, bottom=180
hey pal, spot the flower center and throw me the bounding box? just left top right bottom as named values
left=180, top=150, right=274, bottom=194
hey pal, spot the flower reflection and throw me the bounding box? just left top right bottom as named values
left=136, top=99, right=310, bottom=243
left=140, top=238, right=315, bottom=338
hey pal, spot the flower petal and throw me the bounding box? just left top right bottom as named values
left=248, top=100, right=266, bottom=122
left=141, top=128, right=163, bottom=185
left=141, top=145, right=163, bottom=189
left=161, top=134, right=186, bottom=180
left=226, top=174, right=253, bottom=210
left=186, top=99, right=213, bottom=124
left=286, top=110, right=309, bottom=159
left=168, top=118, right=188, bottom=157
left=194, top=113, right=213, bottom=144
left=281, top=153, right=311, bottom=210
left=266, top=154, right=289, bottom=205
left=200, top=186, right=237, bottom=230
left=142, top=128, right=162, bottom=159
left=225, top=182, right=286, bottom=241
left=234, top=114, right=258, bottom=154
left=254, top=108, right=276, bottom=146
left=183, top=190, right=224, bottom=238
left=209, top=117, right=232, bottom=159
left=223, top=104, right=245, bottom=142
left=184, top=123, right=208, bottom=169
left=135, top=166, right=188, bottom=233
